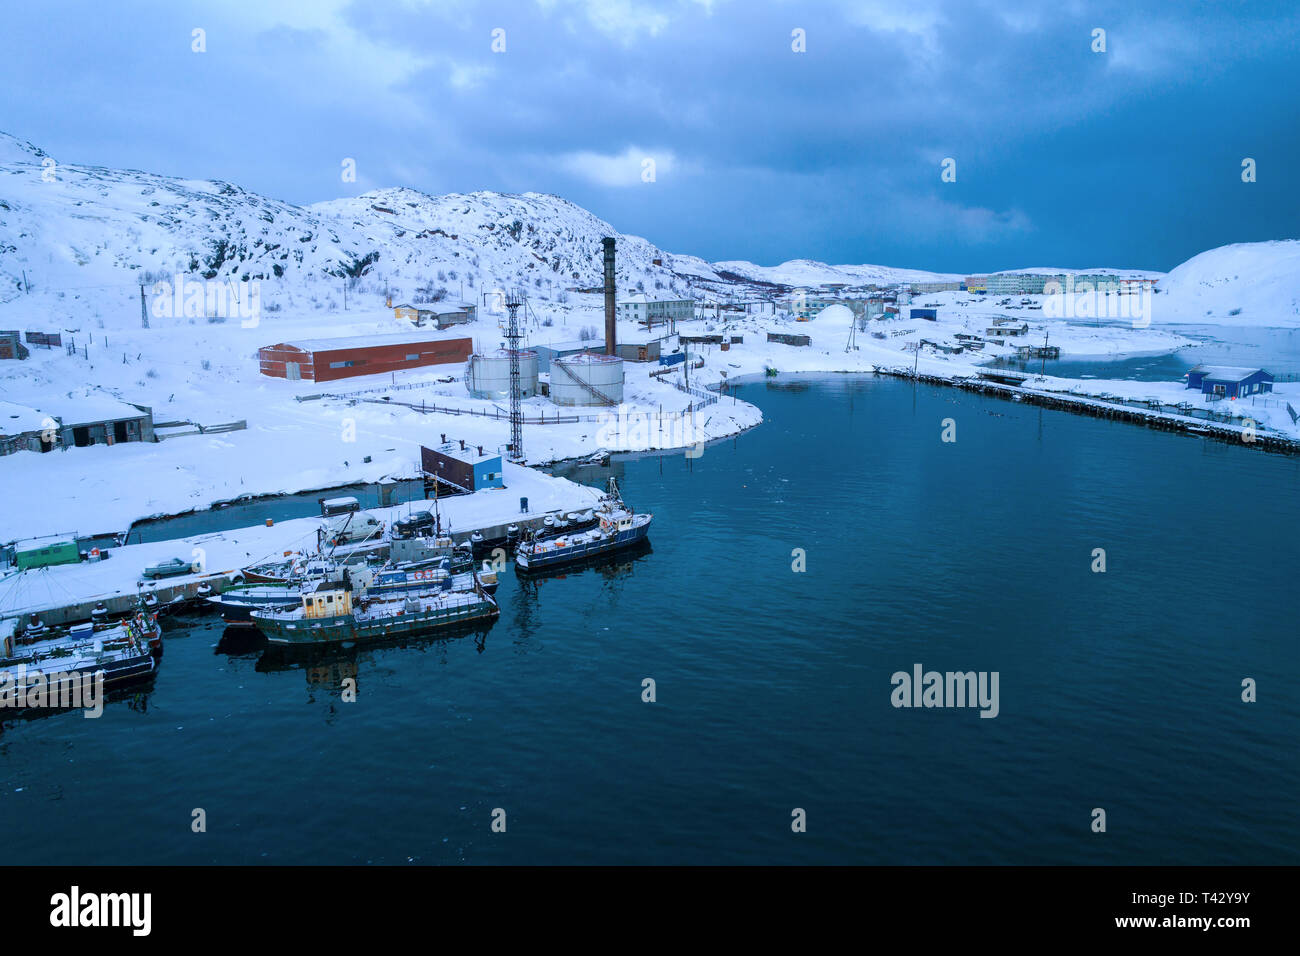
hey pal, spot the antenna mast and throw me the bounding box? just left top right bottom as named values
left=505, top=293, right=524, bottom=462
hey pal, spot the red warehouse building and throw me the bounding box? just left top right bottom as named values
left=258, top=333, right=473, bottom=382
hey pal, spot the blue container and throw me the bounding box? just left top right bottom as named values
left=659, top=352, right=685, bottom=367
left=520, top=496, right=529, bottom=513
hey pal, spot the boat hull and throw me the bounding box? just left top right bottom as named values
left=252, top=597, right=499, bottom=647
left=515, top=522, right=650, bottom=573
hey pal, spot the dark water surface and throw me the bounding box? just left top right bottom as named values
left=3, top=375, right=1297, bottom=864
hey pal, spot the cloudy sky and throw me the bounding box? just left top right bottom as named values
left=3, top=0, right=1296, bottom=273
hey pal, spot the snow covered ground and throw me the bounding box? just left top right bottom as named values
left=2, top=130, right=1298, bottom=555
left=0, top=287, right=758, bottom=541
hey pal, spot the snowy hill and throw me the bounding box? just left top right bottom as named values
left=0, top=133, right=703, bottom=309
left=0, top=131, right=987, bottom=311
left=711, top=258, right=961, bottom=288
left=2, top=131, right=1297, bottom=328
left=0, top=132, right=49, bottom=164
left=1155, top=240, right=1300, bottom=326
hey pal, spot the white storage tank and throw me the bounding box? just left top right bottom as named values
left=551, top=352, right=624, bottom=406
left=465, top=349, right=539, bottom=400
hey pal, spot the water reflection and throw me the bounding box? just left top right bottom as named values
left=250, top=620, right=494, bottom=688
left=0, top=677, right=158, bottom=733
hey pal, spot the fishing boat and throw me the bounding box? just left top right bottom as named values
left=206, top=581, right=311, bottom=626
left=1, top=606, right=162, bottom=714
left=358, top=555, right=498, bottom=598
left=250, top=578, right=499, bottom=647
left=515, top=478, right=651, bottom=573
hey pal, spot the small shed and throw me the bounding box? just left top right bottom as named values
left=57, top=397, right=155, bottom=448
left=421, top=441, right=504, bottom=493
left=16, top=538, right=80, bottom=570
left=398, top=303, right=476, bottom=328
left=616, top=340, right=662, bottom=363
left=767, top=332, right=811, bottom=347
left=0, top=401, right=56, bottom=456
left=0, top=330, right=29, bottom=361
left=985, top=323, right=1029, bottom=337
left=1185, top=366, right=1274, bottom=399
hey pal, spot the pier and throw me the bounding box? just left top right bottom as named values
left=880, top=368, right=1300, bottom=455
left=0, top=462, right=603, bottom=626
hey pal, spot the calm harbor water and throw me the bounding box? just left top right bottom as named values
left=3, top=375, right=1297, bottom=865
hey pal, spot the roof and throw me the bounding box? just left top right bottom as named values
left=1187, top=365, right=1271, bottom=382
left=429, top=442, right=500, bottom=465
left=533, top=340, right=604, bottom=353
left=16, top=537, right=75, bottom=552
left=264, top=331, right=469, bottom=353
left=0, top=400, right=53, bottom=435
left=556, top=351, right=622, bottom=365
left=56, top=395, right=150, bottom=427
left=619, top=294, right=691, bottom=305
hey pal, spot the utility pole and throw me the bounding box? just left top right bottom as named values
left=140, top=285, right=149, bottom=329
left=343, top=279, right=348, bottom=311
left=1040, top=329, right=1049, bottom=378
left=22, top=271, right=29, bottom=294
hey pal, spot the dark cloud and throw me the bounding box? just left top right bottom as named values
left=1, top=0, right=1296, bottom=272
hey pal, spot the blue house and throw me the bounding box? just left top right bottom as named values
left=1184, top=366, right=1274, bottom=399
left=420, top=440, right=504, bottom=492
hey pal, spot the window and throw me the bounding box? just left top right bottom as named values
left=406, top=354, right=420, bottom=361
left=329, top=360, right=354, bottom=369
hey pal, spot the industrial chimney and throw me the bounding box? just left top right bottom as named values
left=602, top=237, right=617, bottom=356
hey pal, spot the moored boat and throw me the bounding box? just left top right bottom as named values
left=515, top=478, right=651, bottom=573
left=250, top=579, right=499, bottom=647
left=206, top=581, right=308, bottom=626
left=1, top=606, right=162, bottom=715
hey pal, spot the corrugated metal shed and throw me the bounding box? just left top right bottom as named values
left=259, top=333, right=472, bottom=382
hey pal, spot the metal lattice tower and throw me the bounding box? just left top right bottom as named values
left=505, top=294, right=524, bottom=461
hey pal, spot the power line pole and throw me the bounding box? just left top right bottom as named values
left=140, top=285, right=149, bottom=329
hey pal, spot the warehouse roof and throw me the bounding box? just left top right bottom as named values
left=265, top=331, right=466, bottom=352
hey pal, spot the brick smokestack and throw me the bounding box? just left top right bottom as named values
left=602, top=236, right=616, bottom=355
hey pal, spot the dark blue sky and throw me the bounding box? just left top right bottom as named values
left=2, top=0, right=1296, bottom=273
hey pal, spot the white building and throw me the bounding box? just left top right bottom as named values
left=617, top=294, right=694, bottom=329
